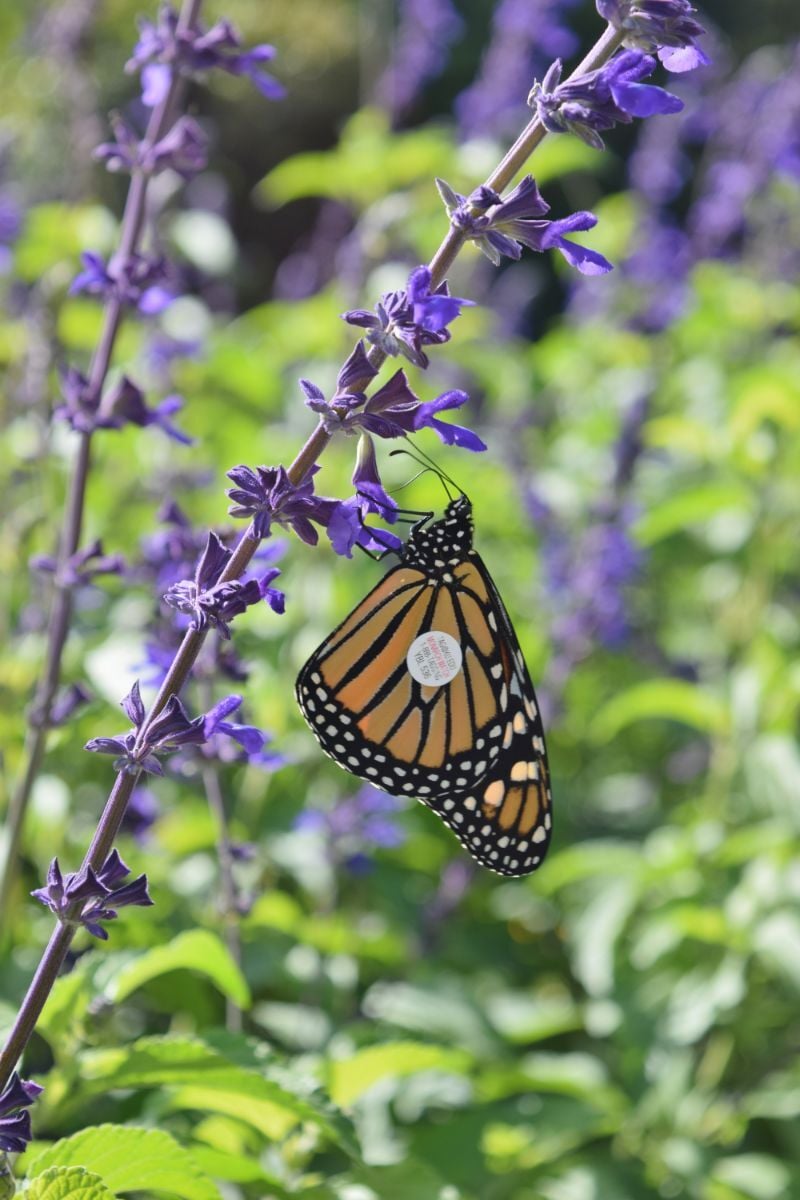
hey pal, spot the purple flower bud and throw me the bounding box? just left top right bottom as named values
left=94, top=114, right=208, bottom=178
left=49, top=682, right=92, bottom=727
left=0, top=1073, right=43, bottom=1154
left=31, top=852, right=153, bottom=941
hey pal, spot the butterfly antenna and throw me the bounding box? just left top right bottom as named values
left=389, top=445, right=464, bottom=502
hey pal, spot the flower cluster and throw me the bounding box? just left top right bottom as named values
left=437, top=175, right=613, bottom=274
left=32, top=850, right=153, bottom=940
left=530, top=50, right=683, bottom=150
left=164, top=531, right=284, bottom=638
left=0, top=1073, right=43, bottom=1154
left=377, top=0, right=462, bottom=118
left=126, top=3, right=284, bottom=107
left=84, top=681, right=262, bottom=776
left=597, top=0, right=709, bottom=72
left=341, top=266, right=473, bottom=369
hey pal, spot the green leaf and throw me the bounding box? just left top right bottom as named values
left=257, top=108, right=455, bottom=207
left=26, top=1127, right=219, bottom=1200
left=328, top=1041, right=472, bottom=1108
left=710, top=1154, right=791, bottom=1200
left=26, top=1168, right=116, bottom=1200
left=591, top=679, right=729, bottom=741
left=634, top=482, right=751, bottom=545
left=103, top=930, right=251, bottom=1009
left=49, top=1036, right=357, bottom=1157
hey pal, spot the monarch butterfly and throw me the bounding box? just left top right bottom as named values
left=296, top=491, right=552, bottom=877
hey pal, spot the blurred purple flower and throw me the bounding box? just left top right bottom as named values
left=438, top=175, right=613, bottom=274
left=530, top=51, right=683, bottom=149
left=140, top=501, right=207, bottom=590
left=31, top=538, right=124, bottom=588
left=70, top=251, right=174, bottom=313
left=126, top=5, right=284, bottom=107
left=163, top=530, right=284, bottom=638
left=342, top=266, right=474, bottom=368
left=597, top=0, right=709, bottom=72
left=0, top=1073, right=43, bottom=1154
left=103, top=375, right=193, bottom=443
left=94, top=113, right=208, bottom=178
left=122, top=786, right=160, bottom=841
left=200, top=694, right=285, bottom=770
left=49, top=682, right=93, bottom=728
left=32, top=850, right=153, bottom=940
left=457, top=0, right=580, bottom=138
left=377, top=0, right=462, bottom=118
left=296, top=785, right=406, bottom=872
left=84, top=681, right=231, bottom=776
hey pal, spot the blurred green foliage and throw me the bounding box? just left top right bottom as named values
left=2, top=3, right=800, bottom=1200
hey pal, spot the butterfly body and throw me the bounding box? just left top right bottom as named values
left=296, top=496, right=552, bottom=876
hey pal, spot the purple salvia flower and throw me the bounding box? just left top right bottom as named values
left=596, top=0, right=709, bottom=73
left=30, top=538, right=125, bottom=588
left=69, top=251, right=174, bottom=314
left=126, top=4, right=284, bottom=107
left=300, top=341, right=377, bottom=435
left=225, top=464, right=341, bottom=546
left=307, top=365, right=487, bottom=451
left=325, top=496, right=404, bottom=560
left=94, top=114, right=208, bottom=178
left=342, top=266, right=473, bottom=369
left=102, top=376, right=193, bottom=443
left=437, top=175, right=613, bottom=274
left=31, top=851, right=153, bottom=941
left=0, top=1073, right=44, bottom=1154
left=84, top=681, right=231, bottom=776
left=530, top=51, right=683, bottom=150
left=377, top=0, right=462, bottom=118
left=163, top=531, right=285, bottom=638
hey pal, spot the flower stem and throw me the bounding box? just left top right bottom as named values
left=0, top=0, right=204, bottom=933
left=202, top=762, right=244, bottom=1033
left=0, top=14, right=623, bottom=1092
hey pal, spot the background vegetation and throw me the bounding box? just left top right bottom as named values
left=1, top=2, right=799, bottom=1198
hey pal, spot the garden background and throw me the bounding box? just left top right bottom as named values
left=1, top=2, right=800, bottom=1198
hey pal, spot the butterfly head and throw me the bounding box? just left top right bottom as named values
left=402, top=494, right=473, bottom=571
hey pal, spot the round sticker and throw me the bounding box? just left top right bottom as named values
left=407, top=631, right=463, bottom=686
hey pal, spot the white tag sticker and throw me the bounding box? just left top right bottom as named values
left=407, top=631, right=463, bottom=686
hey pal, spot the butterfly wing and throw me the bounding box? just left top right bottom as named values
left=422, top=553, right=552, bottom=878
left=296, top=557, right=513, bottom=800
